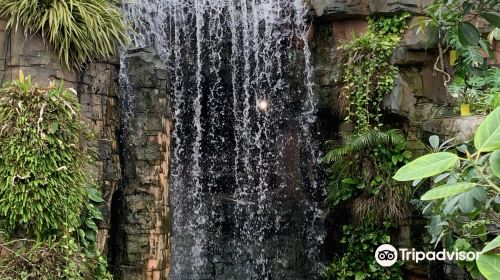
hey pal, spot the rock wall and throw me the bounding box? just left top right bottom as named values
left=309, top=0, right=432, bottom=18
left=0, top=22, right=172, bottom=280
left=78, top=62, right=122, bottom=254
left=310, top=0, right=498, bottom=278
left=112, top=47, right=171, bottom=280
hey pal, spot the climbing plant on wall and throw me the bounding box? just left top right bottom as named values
left=337, top=13, right=410, bottom=132
left=0, top=72, right=111, bottom=279
left=324, top=13, right=414, bottom=279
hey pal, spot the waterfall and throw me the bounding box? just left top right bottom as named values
left=121, top=0, right=324, bottom=278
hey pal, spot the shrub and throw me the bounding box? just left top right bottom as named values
left=323, top=223, right=403, bottom=280
left=394, top=107, right=500, bottom=279
left=0, top=0, right=129, bottom=69
left=324, top=129, right=412, bottom=224
left=0, top=233, right=112, bottom=280
left=0, top=72, right=90, bottom=239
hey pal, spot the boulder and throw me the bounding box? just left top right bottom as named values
left=422, top=116, right=485, bottom=143
left=309, top=0, right=432, bottom=19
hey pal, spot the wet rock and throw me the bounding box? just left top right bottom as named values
left=422, top=116, right=485, bottom=143
left=112, top=47, right=172, bottom=280
left=309, top=0, right=432, bottom=19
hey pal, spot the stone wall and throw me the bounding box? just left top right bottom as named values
left=310, top=1, right=498, bottom=279
left=78, top=62, right=122, bottom=254
left=111, top=47, right=171, bottom=280
left=0, top=22, right=172, bottom=280
left=0, top=18, right=77, bottom=86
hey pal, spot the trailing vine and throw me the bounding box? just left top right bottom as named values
left=323, top=223, right=403, bottom=280
left=338, top=13, right=410, bottom=132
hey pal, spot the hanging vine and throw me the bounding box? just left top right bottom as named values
left=337, top=13, right=410, bottom=132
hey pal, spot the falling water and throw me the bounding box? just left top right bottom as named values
left=121, top=0, right=324, bottom=278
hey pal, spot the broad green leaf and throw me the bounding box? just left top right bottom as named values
left=394, top=152, right=459, bottom=181
left=470, top=187, right=486, bottom=202
left=88, top=187, right=104, bottom=203
left=482, top=235, right=500, bottom=253
left=482, top=13, right=500, bottom=28
left=476, top=253, right=500, bottom=280
left=443, top=194, right=461, bottom=215
left=355, top=272, right=366, bottom=280
left=429, top=135, right=439, bottom=150
left=421, top=183, right=477, bottom=200
left=458, top=22, right=481, bottom=46
left=490, top=150, right=500, bottom=179
left=459, top=189, right=477, bottom=213
left=475, top=107, right=500, bottom=152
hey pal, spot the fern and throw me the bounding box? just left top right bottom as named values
left=324, top=129, right=411, bottom=224
left=325, top=129, right=406, bottom=162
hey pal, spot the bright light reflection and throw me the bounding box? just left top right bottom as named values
left=256, top=98, right=269, bottom=111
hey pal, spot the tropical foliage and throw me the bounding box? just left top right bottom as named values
left=0, top=72, right=111, bottom=279
left=394, top=107, right=500, bottom=279
left=337, top=13, right=410, bottom=131
left=325, top=129, right=412, bottom=224
left=423, top=0, right=500, bottom=114
left=323, top=13, right=414, bottom=279
left=323, top=223, right=403, bottom=280
left=0, top=0, right=129, bottom=69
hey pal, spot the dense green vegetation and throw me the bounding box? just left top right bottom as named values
left=326, top=2, right=500, bottom=278
left=324, top=223, right=403, bottom=280
left=337, top=13, right=410, bottom=131
left=424, top=0, right=500, bottom=115
left=0, top=72, right=111, bottom=279
left=324, top=13, right=411, bottom=279
left=325, top=129, right=412, bottom=225
left=395, top=107, right=500, bottom=279
left=0, top=0, right=129, bottom=69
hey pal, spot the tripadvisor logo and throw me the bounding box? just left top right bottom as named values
left=375, top=244, right=481, bottom=266
left=375, top=244, right=398, bottom=267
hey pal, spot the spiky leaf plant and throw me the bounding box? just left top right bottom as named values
left=0, top=72, right=90, bottom=239
left=0, top=0, right=129, bottom=69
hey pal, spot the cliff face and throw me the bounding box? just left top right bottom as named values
left=0, top=18, right=172, bottom=280
left=0, top=1, right=498, bottom=279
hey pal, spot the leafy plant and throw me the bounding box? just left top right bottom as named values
left=422, top=1, right=500, bottom=114
left=0, top=72, right=112, bottom=279
left=0, top=232, right=112, bottom=280
left=0, top=0, right=129, bottom=69
left=369, top=12, right=411, bottom=35
left=323, top=223, right=403, bottom=280
left=0, top=72, right=91, bottom=239
left=325, top=129, right=412, bottom=224
left=337, top=14, right=409, bottom=131
left=394, top=107, right=500, bottom=279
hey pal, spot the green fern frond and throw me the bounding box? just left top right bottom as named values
left=325, top=129, right=406, bottom=162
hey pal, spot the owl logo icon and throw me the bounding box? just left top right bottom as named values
left=375, top=244, right=398, bottom=267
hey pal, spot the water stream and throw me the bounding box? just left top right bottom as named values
left=121, top=0, right=324, bottom=278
